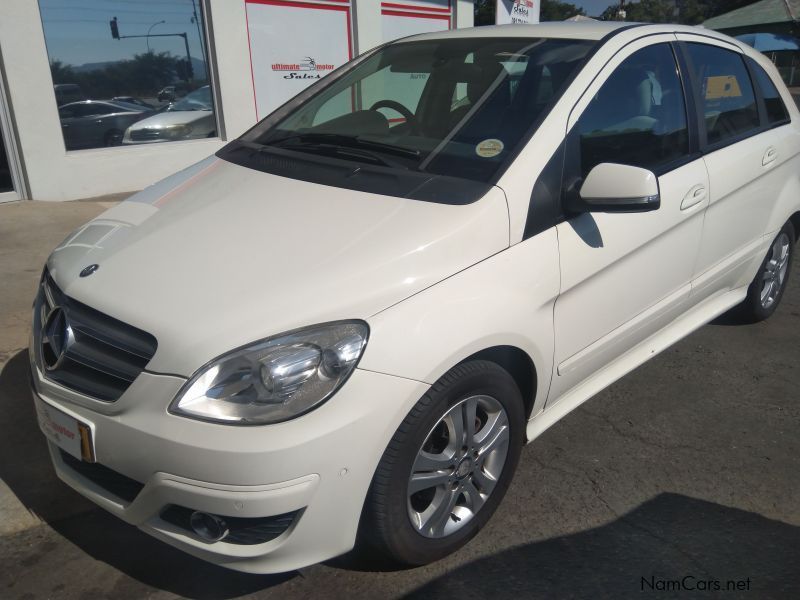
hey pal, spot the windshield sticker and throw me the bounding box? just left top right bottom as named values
left=476, top=139, right=504, bottom=158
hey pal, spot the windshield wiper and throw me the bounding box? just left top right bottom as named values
left=236, top=139, right=398, bottom=169
left=266, top=133, right=421, bottom=160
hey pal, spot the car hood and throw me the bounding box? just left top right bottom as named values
left=128, top=110, right=212, bottom=130
left=47, top=157, right=509, bottom=376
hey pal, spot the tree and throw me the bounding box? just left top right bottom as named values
left=625, top=0, right=677, bottom=23
left=49, top=51, right=199, bottom=100
left=541, top=0, right=585, bottom=21
left=49, top=60, right=76, bottom=84
left=598, top=0, right=761, bottom=24
left=677, top=0, right=707, bottom=25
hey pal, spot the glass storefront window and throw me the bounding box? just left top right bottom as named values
left=38, top=0, right=216, bottom=151
left=0, top=129, right=13, bottom=194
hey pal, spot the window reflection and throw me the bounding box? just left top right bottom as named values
left=39, top=0, right=215, bottom=151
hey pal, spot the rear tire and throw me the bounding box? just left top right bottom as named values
left=734, top=221, right=795, bottom=323
left=359, top=360, right=525, bottom=567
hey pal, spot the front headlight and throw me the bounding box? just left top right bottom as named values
left=165, top=124, right=193, bottom=139
left=170, top=321, right=368, bottom=425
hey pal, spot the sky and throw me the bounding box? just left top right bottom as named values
left=38, top=0, right=206, bottom=67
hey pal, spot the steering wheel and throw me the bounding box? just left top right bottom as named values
left=369, top=100, right=419, bottom=131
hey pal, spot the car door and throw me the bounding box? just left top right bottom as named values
left=81, top=104, right=116, bottom=148
left=58, top=106, right=81, bottom=150
left=677, top=36, right=794, bottom=301
left=548, top=38, right=710, bottom=404
left=63, top=104, right=101, bottom=149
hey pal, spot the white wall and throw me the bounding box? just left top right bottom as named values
left=354, top=1, right=383, bottom=53
left=357, top=1, right=474, bottom=52
left=456, top=0, right=475, bottom=28
left=0, top=0, right=473, bottom=202
left=0, top=0, right=256, bottom=201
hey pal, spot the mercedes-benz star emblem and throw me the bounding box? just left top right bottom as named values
left=41, top=306, right=74, bottom=370
left=80, top=264, right=99, bottom=277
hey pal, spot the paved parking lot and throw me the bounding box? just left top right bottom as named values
left=1, top=199, right=798, bottom=599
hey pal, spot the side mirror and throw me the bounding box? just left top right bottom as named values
left=570, top=163, right=660, bottom=213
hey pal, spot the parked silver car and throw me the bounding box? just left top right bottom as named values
left=123, top=86, right=215, bottom=144
left=58, top=100, right=152, bottom=150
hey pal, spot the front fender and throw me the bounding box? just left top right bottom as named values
left=360, top=228, right=560, bottom=418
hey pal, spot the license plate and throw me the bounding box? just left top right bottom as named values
left=35, top=398, right=95, bottom=462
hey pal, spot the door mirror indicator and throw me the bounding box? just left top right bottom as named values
left=571, top=163, right=660, bottom=214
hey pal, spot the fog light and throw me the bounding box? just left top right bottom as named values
left=189, top=511, right=229, bottom=542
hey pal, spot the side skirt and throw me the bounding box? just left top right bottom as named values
left=526, top=285, right=748, bottom=443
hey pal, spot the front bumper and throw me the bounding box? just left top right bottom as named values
left=31, top=360, right=427, bottom=573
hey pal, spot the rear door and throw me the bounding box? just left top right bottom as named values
left=548, top=37, right=709, bottom=403
left=677, top=36, right=791, bottom=301
left=58, top=106, right=78, bottom=149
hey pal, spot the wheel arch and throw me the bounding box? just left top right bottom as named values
left=789, top=211, right=800, bottom=241
left=458, top=345, right=537, bottom=422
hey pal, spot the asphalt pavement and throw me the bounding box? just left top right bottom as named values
left=1, top=200, right=798, bottom=599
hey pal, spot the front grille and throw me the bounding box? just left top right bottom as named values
left=160, top=505, right=301, bottom=545
left=32, top=270, right=157, bottom=401
left=130, top=129, right=164, bottom=141
left=59, top=450, right=144, bottom=503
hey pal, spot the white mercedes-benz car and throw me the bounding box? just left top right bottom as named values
left=31, top=22, right=799, bottom=573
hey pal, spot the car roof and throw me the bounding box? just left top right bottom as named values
left=402, top=21, right=630, bottom=42
left=59, top=100, right=141, bottom=111
left=397, top=22, right=746, bottom=49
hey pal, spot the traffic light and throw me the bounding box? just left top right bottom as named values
left=110, top=16, right=120, bottom=40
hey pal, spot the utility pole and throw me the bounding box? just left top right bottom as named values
left=146, top=20, right=165, bottom=53
left=109, top=18, right=193, bottom=81
left=190, top=0, right=208, bottom=81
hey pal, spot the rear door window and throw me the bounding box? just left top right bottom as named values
left=685, top=43, right=760, bottom=146
left=749, top=60, right=791, bottom=126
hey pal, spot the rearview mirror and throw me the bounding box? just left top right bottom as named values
left=571, top=163, right=660, bottom=213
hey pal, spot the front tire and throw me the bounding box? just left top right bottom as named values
left=359, top=360, right=525, bottom=567
left=735, top=221, right=795, bottom=323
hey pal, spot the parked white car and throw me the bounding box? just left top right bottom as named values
left=123, top=86, right=215, bottom=144
left=31, top=22, right=800, bottom=573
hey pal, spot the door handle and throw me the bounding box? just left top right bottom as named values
left=680, top=184, right=707, bottom=210
left=763, top=146, right=778, bottom=166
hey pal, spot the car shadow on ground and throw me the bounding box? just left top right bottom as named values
left=403, top=493, right=800, bottom=600
left=0, top=350, right=292, bottom=599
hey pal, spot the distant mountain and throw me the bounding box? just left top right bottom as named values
left=71, top=56, right=208, bottom=80
left=72, top=61, right=115, bottom=73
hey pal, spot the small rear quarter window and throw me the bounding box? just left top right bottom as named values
left=749, top=60, right=790, bottom=126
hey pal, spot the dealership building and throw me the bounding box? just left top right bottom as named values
left=0, top=0, right=473, bottom=203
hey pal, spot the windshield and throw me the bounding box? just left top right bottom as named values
left=169, top=87, right=212, bottom=112
left=228, top=37, right=594, bottom=185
